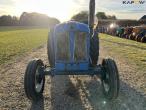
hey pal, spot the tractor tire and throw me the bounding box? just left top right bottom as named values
left=141, top=36, right=146, bottom=43
left=131, top=36, right=136, bottom=40
left=119, top=34, right=122, bottom=38
left=101, top=58, right=119, bottom=100
left=125, top=35, right=129, bottom=39
left=129, top=34, right=132, bottom=40
left=137, top=36, right=142, bottom=42
left=135, top=34, right=140, bottom=42
left=121, top=34, right=125, bottom=38
left=128, top=34, right=132, bottom=39
left=90, top=32, right=99, bottom=66
left=47, top=28, right=55, bottom=67
left=117, top=34, right=120, bottom=37
left=135, top=34, right=139, bottom=41
left=24, top=59, right=45, bottom=101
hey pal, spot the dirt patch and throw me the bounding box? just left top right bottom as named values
left=0, top=45, right=146, bottom=110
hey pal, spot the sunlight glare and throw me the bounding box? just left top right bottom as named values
left=14, top=0, right=76, bottom=21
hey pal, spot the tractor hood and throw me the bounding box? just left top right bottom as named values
left=54, top=21, right=90, bottom=33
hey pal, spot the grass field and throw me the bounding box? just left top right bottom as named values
left=0, top=27, right=48, bottom=65
left=0, top=26, right=48, bottom=32
left=0, top=27, right=146, bottom=72
left=99, top=33, right=146, bottom=72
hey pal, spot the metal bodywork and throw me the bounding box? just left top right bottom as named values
left=116, top=27, right=124, bottom=37
left=46, top=0, right=98, bottom=75
left=44, top=65, right=104, bottom=76
left=45, top=21, right=102, bottom=76
left=54, top=21, right=90, bottom=71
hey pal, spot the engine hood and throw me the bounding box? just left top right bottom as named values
left=54, top=21, right=90, bottom=33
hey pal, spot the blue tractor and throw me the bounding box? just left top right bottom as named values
left=24, top=0, right=120, bottom=101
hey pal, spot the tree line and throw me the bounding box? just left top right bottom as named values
left=71, top=11, right=146, bottom=27
left=71, top=11, right=116, bottom=22
left=0, top=12, right=60, bottom=27
left=1, top=11, right=145, bottom=27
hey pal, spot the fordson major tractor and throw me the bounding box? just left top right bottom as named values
left=132, top=26, right=146, bottom=42
left=24, top=0, right=120, bottom=101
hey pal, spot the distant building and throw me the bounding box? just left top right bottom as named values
left=139, top=15, right=146, bottom=21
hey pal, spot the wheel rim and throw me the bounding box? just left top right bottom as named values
left=35, top=66, right=43, bottom=93
left=103, top=72, right=110, bottom=92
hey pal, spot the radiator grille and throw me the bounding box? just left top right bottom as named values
left=56, top=32, right=70, bottom=61
left=74, top=32, right=87, bottom=61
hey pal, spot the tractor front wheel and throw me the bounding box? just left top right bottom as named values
left=101, top=58, right=119, bottom=100
left=24, top=59, right=45, bottom=101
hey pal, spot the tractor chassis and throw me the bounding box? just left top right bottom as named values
left=24, top=58, right=119, bottom=101
left=43, top=65, right=105, bottom=77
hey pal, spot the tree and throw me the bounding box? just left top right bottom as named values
left=0, top=15, right=19, bottom=26
left=107, top=15, right=116, bottom=20
left=19, top=12, right=60, bottom=27
left=71, top=11, right=88, bottom=23
left=96, top=12, right=116, bottom=20
left=96, top=12, right=107, bottom=19
left=71, top=11, right=117, bottom=23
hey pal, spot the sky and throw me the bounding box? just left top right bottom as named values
left=0, top=0, right=146, bottom=21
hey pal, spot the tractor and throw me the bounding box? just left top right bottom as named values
left=129, top=26, right=146, bottom=42
left=107, top=25, right=117, bottom=36
left=121, top=27, right=133, bottom=39
left=133, top=26, right=146, bottom=42
left=116, top=27, right=124, bottom=37
left=24, top=0, right=120, bottom=101
left=129, top=26, right=141, bottom=40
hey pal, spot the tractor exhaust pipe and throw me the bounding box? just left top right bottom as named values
left=88, top=0, right=95, bottom=36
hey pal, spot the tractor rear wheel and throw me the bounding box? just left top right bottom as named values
left=101, top=58, right=119, bottom=100
left=24, top=59, right=45, bottom=101
left=129, top=34, right=132, bottom=39
left=141, top=36, right=146, bottom=43
left=90, top=32, right=99, bottom=66
left=125, top=35, right=129, bottom=39
left=136, top=34, right=142, bottom=42
left=135, top=34, right=139, bottom=41
left=47, top=28, right=55, bottom=67
left=121, top=34, right=125, bottom=38
left=131, top=35, right=136, bottom=40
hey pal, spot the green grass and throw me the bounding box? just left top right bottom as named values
left=99, top=33, right=146, bottom=72
left=0, top=27, right=145, bottom=72
left=0, top=27, right=48, bottom=65
left=0, top=26, right=47, bottom=32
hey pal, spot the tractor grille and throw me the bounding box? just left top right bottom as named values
left=56, top=31, right=87, bottom=62
left=74, top=32, right=87, bottom=61
left=56, top=32, right=70, bottom=61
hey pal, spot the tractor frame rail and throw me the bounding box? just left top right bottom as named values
left=43, top=65, right=104, bottom=77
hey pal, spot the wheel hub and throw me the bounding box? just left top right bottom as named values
left=103, top=71, right=110, bottom=92
left=35, top=66, right=44, bottom=93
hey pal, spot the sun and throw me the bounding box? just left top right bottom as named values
left=14, top=0, right=75, bottom=22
